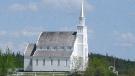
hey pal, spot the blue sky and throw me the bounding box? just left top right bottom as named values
left=0, top=0, right=135, bottom=61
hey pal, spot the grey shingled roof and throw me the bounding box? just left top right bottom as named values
left=24, top=31, right=77, bottom=57
left=36, top=32, right=77, bottom=49
left=24, top=43, right=36, bottom=56
left=33, top=50, right=72, bottom=58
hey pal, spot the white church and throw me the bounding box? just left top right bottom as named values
left=24, top=0, right=89, bottom=72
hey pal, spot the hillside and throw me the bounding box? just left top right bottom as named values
left=84, top=53, right=135, bottom=76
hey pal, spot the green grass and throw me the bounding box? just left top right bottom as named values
left=10, top=72, right=68, bottom=76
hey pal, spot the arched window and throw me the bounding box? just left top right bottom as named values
left=40, top=46, right=42, bottom=49
left=30, top=59, right=32, bottom=65
left=66, top=59, right=68, bottom=66
left=51, top=59, right=53, bottom=65
left=43, top=59, right=45, bottom=66
left=67, top=46, right=72, bottom=50
left=47, top=46, right=50, bottom=50
left=36, top=59, right=38, bottom=66
left=61, top=46, right=64, bottom=49
left=58, top=59, right=60, bottom=66
left=53, top=46, right=57, bottom=51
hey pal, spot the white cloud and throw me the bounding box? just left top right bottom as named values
left=9, top=3, right=38, bottom=12
left=9, top=4, right=26, bottom=11
left=0, top=42, right=28, bottom=53
left=17, top=42, right=28, bottom=53
left=42, top=0, right=94, bottom=12
left=28, top=4, right=38, bottom=11
left=11, top=30, right=40, bottom=37
left=8, top=0, right=94, bottom=13
left=21, top=30, right=40, bottom=36
left=13, top=26, right=44, bottom=37
left=0, top=26, right=45, bottom=37
left=114, top=31, right=135, bottom=47
left=0, top=42, right=14, bottom=51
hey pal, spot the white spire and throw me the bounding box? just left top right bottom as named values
left=80, top=0, right=84, bottom=18
left=79, top=0, right=85, bottom=26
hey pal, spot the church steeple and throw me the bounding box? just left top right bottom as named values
left=75, top=0, right=88, bottom=71
left=79, top=0, right=85, bottom=26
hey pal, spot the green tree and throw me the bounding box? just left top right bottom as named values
left=0, top=48, right=18, bottom=76
left=84, top=57, right=117, bottom=76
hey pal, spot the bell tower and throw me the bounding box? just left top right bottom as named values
left=77, top=0, right=89, bottom=71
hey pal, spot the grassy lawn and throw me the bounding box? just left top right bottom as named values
left=11, top=72, right=68, bottom=76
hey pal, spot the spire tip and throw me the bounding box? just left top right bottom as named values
left=81, top=0, right=84, bottom=17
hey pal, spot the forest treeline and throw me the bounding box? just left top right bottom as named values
left=0, top=48, right=135, bottom=76
left=0, top=48, right=23, bottom=76
left=84, top=53, right=135, bottom=76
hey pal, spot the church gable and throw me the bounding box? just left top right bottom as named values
left=24, top=43, right=36, bottom=56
